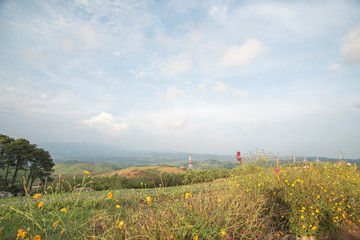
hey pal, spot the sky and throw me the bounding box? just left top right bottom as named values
left=0, top=0, right=360, bottom=158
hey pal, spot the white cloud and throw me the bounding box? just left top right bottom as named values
left=243, top=126, right=251, bottom=132
left=161, top=119, right=187, bottom=130
left=217, top=38, right=267, bottom=69
left=212, top=81, right=248, bottom=97
left=209, top=5, right=228, bottom=23
left=161, top=52, right=192, bottom=76
left=77, top=24, right=99, bottom=49
left=212, top=81, right=229, bottom=93
left=341, top=23, right=360, bottom=64
left=198, top=83, right=207, bottom=93
left=83, top=112, right=128, bottom=134
left=326, top=63, right=342, bottom=73
left=160, top=86, right=186, bottom=99
left=41, top=92, right=48, bottom=99
left=233, top=89, right=249, bottom=97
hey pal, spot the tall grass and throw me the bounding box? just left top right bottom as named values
left=0, top=156, right=359, bottom=239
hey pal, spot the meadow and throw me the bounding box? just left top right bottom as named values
left=0, top=154, right=359, bottom=240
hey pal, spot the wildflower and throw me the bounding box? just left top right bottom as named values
left=231, top=228, right=234, bottom=231
left=185, top=192, right=191, bottom=199
left=84, top=170, right=90, bottom=175
left=17, top=229, right=27, bottom=238
left=119, top=221, right=124, bottom=229
left=221, top=229, right=226, bottom=235
left=317, top=195, right=320, bottom=199
left=338, top=208, right=341, bottom=212
left=241, top=231, right=245, bottom=234
left=107, top=192, right=113, bottom=199
left=37, top=202, right=43, bottom=208
left=53, top=221, right=59, bottom=227
left=170, top=234, right=174, bottom=239
left=301, top=216, right=304, bottom=219
left=33, top=194, right=41, bottom=199
left=34, top=235, right=41, bottom=240
left=115, top=205, right=120, bottom=209
left=61, top=208, right=67, bottom=213
left=146, top=196, right=152, bottom=202
left=218, top=198, right=222, bottom=203
left=193, top=236, right=198, bottom=240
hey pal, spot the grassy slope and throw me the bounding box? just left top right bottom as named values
left=1, top=162, right=359, bottom=240
left=53, top=163, right=113, bottom=176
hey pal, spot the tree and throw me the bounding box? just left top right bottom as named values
left=4, top=138, right=36, bottom=185
left=0, top=134, right=15, bottom=182
left=0, top=134, right=55, bottom=190
left=26, top=148, right=54, bottom=189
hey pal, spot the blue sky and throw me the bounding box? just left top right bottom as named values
left=0, top=0, right=360, bottom=158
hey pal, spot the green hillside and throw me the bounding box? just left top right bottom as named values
left=53, top=162, right=113, bottom=176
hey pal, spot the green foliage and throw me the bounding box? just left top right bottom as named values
left=0, top=133, right=55, bottom=192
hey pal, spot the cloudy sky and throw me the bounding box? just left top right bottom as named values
left=1, top=0, right=360, bottom=158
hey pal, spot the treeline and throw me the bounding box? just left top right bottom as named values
left=0, top=134, right=55, bottom=192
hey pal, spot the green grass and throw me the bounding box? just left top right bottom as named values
left=1, top=159, right=359, bottom=240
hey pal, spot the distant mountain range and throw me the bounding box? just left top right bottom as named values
left=39, top=142, right=360, bottom=167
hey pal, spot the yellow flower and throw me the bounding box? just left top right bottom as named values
left=17, top=229, right=27, bottom=238
left=60, top=208, right=67, bottom=213
left=302, top=225, right=306, bottom=229
left=37, top=202, right=44, bottom=208
left=53, top=221, right=59, bottom=227
left=317, top=195, right=320, bottom=199
left=312, top=226, right=317, bottom=230
left=185, top=192, right=191, bottom=199
left=146, top=196, right=152, bottom=202
left=107, top=192, right=113, bottom=199
left=34, top=235, right=41, bottom=240
left=84, top=170, right=90, bottom=175
left=338, top=208, right=341, bottom=212
left=170, top=234, right=174, bottom=239
left=115, top=204, right=120, bottom=209
left=119, top=221, right=124, bottom=229
left=301, top=216, right=304, bottom=219
left=221, top=229, right=226, bottom=235
left=193, top=236, right=198, bottom=240
left=315, top=209, right=319, bottom=213
left=33, top=194, right=41, bottom=199
left=217, top=198, right=222, bottom=203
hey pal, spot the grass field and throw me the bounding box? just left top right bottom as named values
left=0, top=160, right=359, bottom=240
